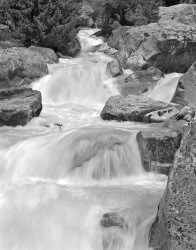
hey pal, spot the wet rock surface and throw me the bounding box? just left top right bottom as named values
left=137, top=129, right=182, bottom=175
left=106, top=59, right=123, bottom=77
left=149, top=122, right=196, bottom=250
left=0, top=87, right=42, bottom=127
left=117, top=67, right=163, bottom=96
left=143, top=107, right=180, bottom=123
left=118, top=78, right=148, bottom=96
left=0, top=47, right=58, bottom=89
left=100, top=212, right=126, bottom=229
left=76, top=4, right=94, bottom=28
left=178, top=61, right=196, bottom=108
left=100, top=95, right=177, bottom=122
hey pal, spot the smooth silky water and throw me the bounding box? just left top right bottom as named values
left=0, top=29, right=168, bottom=250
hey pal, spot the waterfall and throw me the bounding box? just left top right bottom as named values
left=32, top=30, right=118, bottom=105
left=147, top=73, right=182, bottom=102
left=0, top=28, right=167, bottom=250
left=32, top=58, right=118, bottom=105
left=0, top=127, right=144, bottom=182
left=77, top=29, right=104, bottom=52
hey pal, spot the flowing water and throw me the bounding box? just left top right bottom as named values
left=147, top=73, right=182, bottom=103
left=0, top=29, right=168, bottom=250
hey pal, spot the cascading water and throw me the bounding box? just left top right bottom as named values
left=0, top=29, right=167, bottom=250
left=147, top=73, right=182, bottom=102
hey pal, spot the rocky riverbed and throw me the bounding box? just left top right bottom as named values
left=0, top=2, right=196, bottom=250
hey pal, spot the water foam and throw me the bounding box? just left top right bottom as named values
left=147, top=73, right=182, bottom=102
left=0, top=127, right=144, bottom=182
left=0, top=28, right=167, bottom=250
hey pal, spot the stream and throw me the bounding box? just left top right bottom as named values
left=0, top=29, right=172, bottom=250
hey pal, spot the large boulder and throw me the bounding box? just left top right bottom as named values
left=159, top=4, right=196, bottom=25
left=100, top=95, right=179, bottom=122
left=56, top=37, right=81, bottom=57
left=0, top=47, right=58, bottom=89
left=143, top=107, right=180, bottom=123
left=137, top=129, right=182, bottom=175
left=109, top=4, right=196, bottom=74
left=114, top=21, right=196, bottom=73
left=0, top=87, right=42, bottom=127
left=178, top=61, right=196, bottom=108
left=76, top=4, right=94, bottom=27
left=149, top=122, right=196, bottom=250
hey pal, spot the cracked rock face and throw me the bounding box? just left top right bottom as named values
left=149, top=122, right=196, bottom=250
left=108, top=4, right=196, bottom=74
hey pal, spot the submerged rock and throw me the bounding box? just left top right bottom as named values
left=100, top=212, right=126, bottom=229
left=0, top=87, right=42, bottom=127
left=100, top=95, right=177, bottom=122
left=149, top=122, right=196, bottom=250
left=0, top=47, right=58, bottom=89
left=137, top=129, right=182, bottom=175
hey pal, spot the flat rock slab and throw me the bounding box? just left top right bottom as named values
left=0, top=87, right=42, bottom=127
left=100, top=94, right=177, bottom=122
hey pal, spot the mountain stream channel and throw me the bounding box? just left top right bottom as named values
left=0, top=29, right=182, bottom=250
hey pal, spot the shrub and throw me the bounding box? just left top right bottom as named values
left=0, top=0, right=82, bottom=55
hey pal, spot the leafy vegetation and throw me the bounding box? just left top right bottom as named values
left=0, top=0, right=82, bottom=55
left=0, top=0, right=195, bottom=53
left=85, top=0, right=164, bottom=27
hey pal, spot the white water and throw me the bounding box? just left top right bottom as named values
left=147, top=73, right=182, bottom=102
left=0, top=29, right=168, bottom=250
